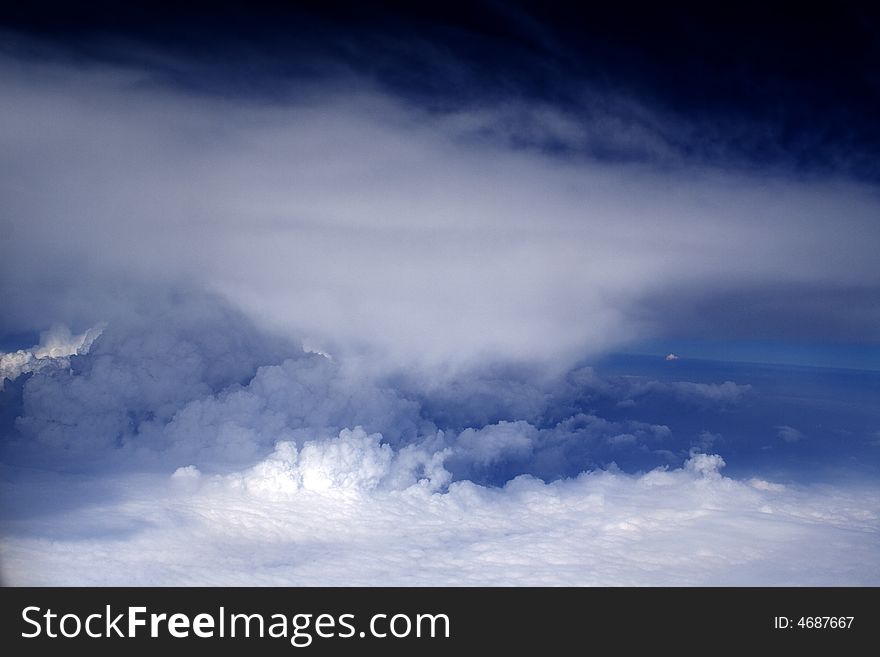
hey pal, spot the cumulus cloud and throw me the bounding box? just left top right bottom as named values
left=152, top=353, right=428, bottom=468
left=684, top=453, right=726, bottom=479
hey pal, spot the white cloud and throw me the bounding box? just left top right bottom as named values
left=1, top=448, right=877, bottom=586
left=0, top=324, right=102, bottom=390
left=452, top=421, right=536, bottom=466
left=684, top=452, right=726, bottom=479
left=293, top=428, right=392, bottom=492
left=1, top=56, right=879, bottom=369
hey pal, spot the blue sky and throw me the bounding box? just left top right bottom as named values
left=627, top=340, right=880, bottom=372
left=0, top=2, right=878, bottom=585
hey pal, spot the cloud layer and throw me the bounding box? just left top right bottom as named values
left=3, top=447, right=877, bottom=586
left=1, top=54, right=879, bottom=368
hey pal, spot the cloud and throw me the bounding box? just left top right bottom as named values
left=452, top=421, right=536, bottom=466
left=3, top=295, right=756, bottom=480
left=237, top=429, right=393, bottom=495
left=777, top=425, right=805, bottom=443
left=607, top=433, right=638, bottom=447
left=0, top=324, right=102, bottom=390
left=153, top=353, right=428, bottom=469
left=1, top=53, right=879, bottom=369
left=9, top=289, right=297, bottom=458
left=694, top=431, right=722, bottom=450
left=1, top=42, right=878, bottom=587
left=0, top=281, right=876, bottom=585
left=684, top=453, right=726, bottom=479
left=639, top=381, right=752, bottom=406
left=2, top=448, right=877, bottom=586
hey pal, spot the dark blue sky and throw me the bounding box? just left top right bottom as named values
left=3, top=1, right=880, bottom=180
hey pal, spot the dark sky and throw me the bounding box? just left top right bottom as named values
left=3, top=1, right=880, bottom=181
